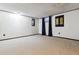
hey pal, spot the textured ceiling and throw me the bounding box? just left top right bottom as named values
left=0, top=3, right=79, bottom=18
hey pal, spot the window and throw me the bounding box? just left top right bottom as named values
left=55, top=15, right=64, bottom=27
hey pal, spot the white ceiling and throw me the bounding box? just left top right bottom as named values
left=0, top=3, right=79, bottom=18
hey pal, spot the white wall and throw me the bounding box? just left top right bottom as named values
left=0, top=11, right=39, bottom=39
left=39, top=9, right=79, bottom=40
left=38, top=19, right=42, bottom=34
left=52, top=9, right=79, bottom=40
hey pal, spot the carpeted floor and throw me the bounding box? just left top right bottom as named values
left=0, top=35, right=79, bottom=55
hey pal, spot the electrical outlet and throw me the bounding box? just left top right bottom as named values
left=58, top=32, right=60, bottom=35
left=3, top=34, right=5, bottom=36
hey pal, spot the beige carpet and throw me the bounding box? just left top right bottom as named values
left=0, top=35, right=79, bottom=55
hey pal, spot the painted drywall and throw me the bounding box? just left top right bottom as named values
left=0, top=11, right=39, bottom=39
left=52, top=9, right=79, bottom=40
left=39, top=19, right=42, bottom=34
left=39, top=9, right=79, bottom=40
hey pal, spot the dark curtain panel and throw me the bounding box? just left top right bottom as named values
left=48, top=16, right=52, bottom=36
left=42, top=18, right=46, bottom=35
